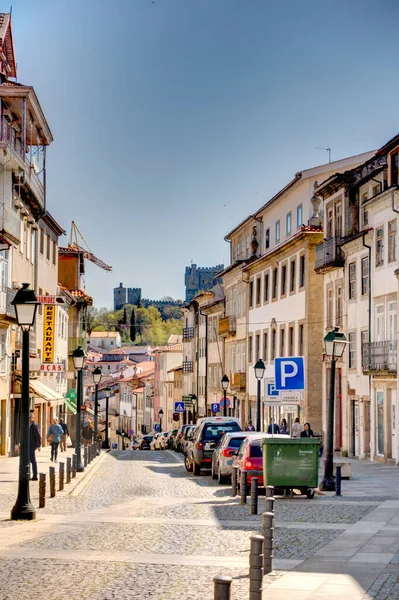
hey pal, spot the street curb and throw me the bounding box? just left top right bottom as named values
left=70, top=450, right=110, bottom=497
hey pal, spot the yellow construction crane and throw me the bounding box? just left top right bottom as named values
left=68, top=221, right=112, bottom=272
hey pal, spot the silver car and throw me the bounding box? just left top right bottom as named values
left=211, top=431, right=258, bottom=484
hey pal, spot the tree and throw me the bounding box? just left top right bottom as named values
left=130, top=308, right=136, bottom=343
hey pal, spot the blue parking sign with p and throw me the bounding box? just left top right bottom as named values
left=211, top=403, right=220, bottom=413
left=275, top=357, right=305, bottom=390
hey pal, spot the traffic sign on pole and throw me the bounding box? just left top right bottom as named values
left=274, top=357, right=305, bottom=391
left=174, top=402, right=185, bottom=413
left=220, top=397, right=231, bottom=408
left=211, top=403, right=220, bottom=413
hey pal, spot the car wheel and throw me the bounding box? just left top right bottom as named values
left=211, top=462, right=217, bottom=480
left=218, top=467, right=227, bottom=485
left=306, top=489, right=315, bottom=499
left=192, top=461, right=201, bottom=475
left=184, top=454, right=193, bottom=472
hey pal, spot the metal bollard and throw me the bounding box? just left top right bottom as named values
left=240, top=471, right=248, bottom=504
left=39, top=473, right=46, bottom=508
left=336, top=464, right=342, bottom=496
left=231, top=466, right=238, bottom=497
left=59, top=462, right=65, bottom=491
left=89, top=445, right=93, bottom=463
left=251, top=477, right=259, bottom=515
left=249, top=534, right=264, bottom=600
left=265, top=496, right=275, bottom=514
left=262, top=511, right=274, bottom=574
left=49, top=466, right=56, bottom=498
left=66, top=457, right=71, bottom=484
left=265, top=485, right=274, bottom=498
left=84, top=446, right=88, bottom=467
left=213, top=575, right=232, bottom=600
left=72, top=454, right=77, bottom=478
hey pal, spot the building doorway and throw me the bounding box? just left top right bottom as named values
left=0, top=399, right=6, bottom=455
left=377, top=390, right=384, bottom=456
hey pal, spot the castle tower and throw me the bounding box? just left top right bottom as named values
left=114, top=282, right=127, bottom=311
left=184, top=264, right=224, bottom=302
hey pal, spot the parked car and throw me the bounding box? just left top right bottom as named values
left=234, top=434, right=290, bottom=487
left=212, top=431, right=259, bottom=484
left=150, top=433, right=162, bottom=450
left=175, top=424, right=192, bottom=452
left=140, top=435, right=153, bottom=450
left=167, top=429, right=178, bottom=450
left=129, top=439, right=139, bottom=450
left=158, top=431, right=169, bottom=450
left=185, top=417, right=242, bottom=475
left=181, top=425, right=196, bottom=455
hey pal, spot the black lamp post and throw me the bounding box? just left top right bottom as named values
left=254, top=359, right=266, bottom=432
left=319, top=327, right=348, bottom=491
left=221, top=375, right=229, bottom=417
left=159, top=408, right=164, bottom=432
left=191, top=394, right=197, bottom=423
left=11, top=283, right=39, bottom=521
left=72, top=345, right=86, bottom=472
left=92, top=367, right=102, bottom=455
left=103, top=386, right=111, bottom=449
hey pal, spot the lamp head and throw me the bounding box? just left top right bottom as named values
left=12, top=283, right=39, bottom=331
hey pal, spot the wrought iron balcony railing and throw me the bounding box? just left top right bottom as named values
left=314, top=237, right=345, bottom=273
left=362, top=341, right=397, bottom=373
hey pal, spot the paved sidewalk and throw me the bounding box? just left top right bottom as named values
left=0, top=444, right=106, bottom=517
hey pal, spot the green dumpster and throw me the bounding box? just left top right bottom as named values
left=262, top=438, right=320, bottom=498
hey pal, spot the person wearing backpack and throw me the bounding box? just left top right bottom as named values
left=29, top=412, right=42, bottom=481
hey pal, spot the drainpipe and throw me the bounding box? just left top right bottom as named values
left=200, top=308, right=208, bottom=415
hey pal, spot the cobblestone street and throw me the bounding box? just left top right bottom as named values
left=0, top=450, right=398, bottom=599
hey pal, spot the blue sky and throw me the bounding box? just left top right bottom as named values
left=10, top=0, right=399, bottom=307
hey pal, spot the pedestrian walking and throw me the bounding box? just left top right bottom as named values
left=300, top=422, right=314, bottom=438
left=280, top=418, right=288, bottom=434
left=82, top=421, right=94, bottom=448
left=267, top=420, right=280, bottom=434
left=47, top=417, right=64, bottom=463
left=29, top=413, right=41, bottom=480
left=59, top=417, right=69, bottom=452
left=245, top=421, right=255, bottom=431
left=292, top=417, right=303, bottom=438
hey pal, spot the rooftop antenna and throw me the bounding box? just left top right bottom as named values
left=315, top=146, right=331, bottom=163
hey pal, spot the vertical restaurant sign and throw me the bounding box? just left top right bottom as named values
left=43, top=305, right=55, bottom=363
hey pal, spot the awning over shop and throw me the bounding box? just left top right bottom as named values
left=28, top=379, right=77, bottom=415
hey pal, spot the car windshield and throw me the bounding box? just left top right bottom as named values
left=203, top=423, right=241, bottom=440
left=228, top=437, right=246, bottom=448
left=249, top=439, right=263, bottom=458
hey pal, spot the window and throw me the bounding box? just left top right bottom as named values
left=388, top=220, right=397, bottom=263
left=372, top=184, right=380, bottom=197
left=286, top=212, right=291, bottom=236
left=361, top=330, right=368, bottom=356
left=299, top=255, right=305, bottom=287
left=255, top=334, right=260, bottom=361
left=256, top=277, right=261, bottom=305
left=20, top=220, right=24, bottom=254
left=265, top=228, right=270, bottom=250
left=39, top=229, right=44, bottom=255
left=280, top=328, right=285, bottom=357
left=290, top=260, right=296, bottom=292
left=348, top=333, right=356, bottom=369
left=249, top=281, right=254, bottom=308
left=281, top=265, right=287, bottom=296
left=361, top=192, right=368, bottom=205
left=52, top=240, right=57, bottom=266
left=362, top=208, right=369, bottom=228
left=275, top=220, right=280, bottom=243
left=299, top=324, right=304, bottom=355
left=246, top=236, right=250, bottom=258
left=336, top=286, right=343, bottom=326
left=263, top=332, right=268, bottom=363
left=271, top=329, right=276, bottom=360
left=46, top=235, right=51, bottom=261
left=335, top=202, right=342, bottom=237
left=25, top=223, right=30, bottom=262
left=349, top=263, right=356, bottom=300
left=264, top=273, right=269, bottom=303
left=376, top=227, right=384, bottom=267
left=249, top=336, right=253, bottom=363
left=361, top=257, right=369, bottom=295
left=391, top=151, right=399, bottom=186
left=327, top=288, right=333, bottom=328
left=326, top=206, right=333, bottom=239
left=297, top=204, right=303, bottom=229
left=376, top=305, right=384, bottom=342
left=289, top=326, right=294, bottom=356
left=388, top=301, right=396, bottom=341
left=272, top=268, right=278, bottom=299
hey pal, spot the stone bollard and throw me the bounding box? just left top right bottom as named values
left=66, top=457, right=71, bottom=484
left=336, top=465, right=342, bottom=496
left=265, top=497, right=275, bottom=514
left=231, top=466, right=238, bottom=497
left=89, top=445, right=93, bottom=463
left=262, top=511, right=274, bottom=575
left=39, top=473, right=46, bottom=508
left=249, top=534, right=264, bottom=600
left=84, top=446, right=88, bottom=467
left=240, top=471, right=248, bottom=504
left=265, top=485, right=274, bottom=498
left=72, top=454, right=77, bottom=478
left=251, top=477, right=259, bottom=515
left=59, top=462, right=65, bottom=491
left=213, top=575, right=232, bottom=600
left=49, top=466, right=56, bottom=498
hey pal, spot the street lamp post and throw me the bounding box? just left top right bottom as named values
left=191, top=394, right=197, bottom=424
left=159, top=408, right=164, bottom=432
left=92, top=367, right=102, bottom=455
left=11, top=283, right=39, bottom=521
left=103, top=386, right=111, bottom=449
left=72, top=345, right=87, bottom=472
left=319, top=327, right=348, bottom=492
left=254, top=359, right=266, bottom=432
left=221, top=375, right=229, bottom=417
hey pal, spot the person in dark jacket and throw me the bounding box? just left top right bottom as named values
left=82, top=421, right=94, bottom=447
left=29, top=413, right=41, bottom=481
left=300, top=423, right=314, bottom=438
left=59, top=418, right=69, bottom=452
left=267, top=420, right=280, bottom=434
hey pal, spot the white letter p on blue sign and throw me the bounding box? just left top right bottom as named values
left=274, top=357, right=305, bottom=391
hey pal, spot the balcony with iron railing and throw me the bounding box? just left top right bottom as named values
left=183, top=326, right=195, bottom=341
left=218, top=315, right=237, bottom=337
left=362, top=341, right=397, bottom=374
left=229, top=372, right=246, bottom=391
left=0, top=203, right=21, bottom=245
left=0, top=286, right=16, bottom=321
left=314, top=237, right=345, bottom=273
